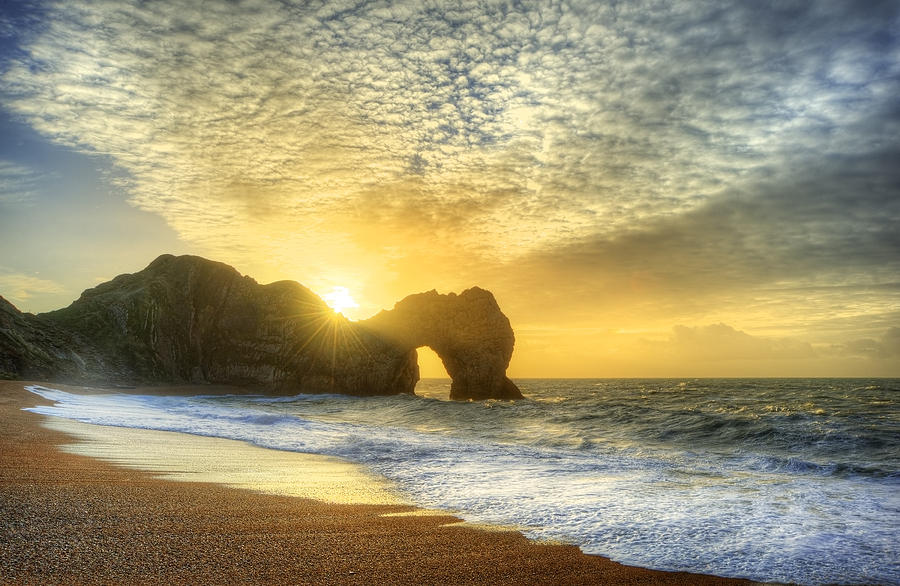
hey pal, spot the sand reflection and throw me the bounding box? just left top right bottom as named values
left=43, top=417, right=402, bottom=506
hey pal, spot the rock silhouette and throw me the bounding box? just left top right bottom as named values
left=361, top=289, right=522, bottom=400
left=0, top=254, right=521, bottom=400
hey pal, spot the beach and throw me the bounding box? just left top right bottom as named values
left=0, top=380, right=759, bottom=585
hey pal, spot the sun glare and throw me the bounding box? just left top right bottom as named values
left=322, top=286, right=359, bottom=315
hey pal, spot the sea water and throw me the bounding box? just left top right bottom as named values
left=25, top=379, right=899, bottom=585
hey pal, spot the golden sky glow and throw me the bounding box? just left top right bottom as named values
left=1, top=0, right=898, bottom=377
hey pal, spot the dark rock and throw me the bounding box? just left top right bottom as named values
left=0, top=296, right=104, bottom=382
left=0, top=255, right=521, bottom=400
left=360, top=289, right=522, bottom=400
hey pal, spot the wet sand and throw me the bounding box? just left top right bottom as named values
left=0, top=380, right=757, bottom=584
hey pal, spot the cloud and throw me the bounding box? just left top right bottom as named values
left=841, top=327, right=900, bottom=359
left=0, top=268, right=65, bottom=307
left=506, top=322, right=822, bottom=377
left=0, top=160, right=43, bottom=205
left=2, top=0, right=896, bottom=264
left=882, top=327, right=900, bottom=357
left=484, top=139, right=900, bottom=340
left=657, top=323, right=816, bottom=362
left=544, top=146, right=898, bottom=281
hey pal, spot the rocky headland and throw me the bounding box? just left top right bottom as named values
left=0, top=254, right=522, bottom=400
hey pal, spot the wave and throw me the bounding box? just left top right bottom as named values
left=22, top=380, right=900, bottom=585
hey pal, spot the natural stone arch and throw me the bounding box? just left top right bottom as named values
left=360, top=288, right=522, bottom=401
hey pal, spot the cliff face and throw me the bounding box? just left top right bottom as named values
left=0, top=296, right=103, bottom=381
left=1, top=255, right=519, bottom=400
left=34, top=254, right=415, bottom=395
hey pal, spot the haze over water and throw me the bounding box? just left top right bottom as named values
left=27, top=378, right=900, bottom=585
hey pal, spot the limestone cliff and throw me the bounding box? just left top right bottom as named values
left=0, top=255, right=520, bottom=400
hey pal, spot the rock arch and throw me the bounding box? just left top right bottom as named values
left=360, top=288, right=522, bottom=401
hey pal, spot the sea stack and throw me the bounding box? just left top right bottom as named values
left=0, top=254, right=521, bottom=400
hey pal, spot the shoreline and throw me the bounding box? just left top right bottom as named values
left=1, top=380, right=757, bottom=584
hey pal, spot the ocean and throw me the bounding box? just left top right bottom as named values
left=25, top=378, right=899, bottom=585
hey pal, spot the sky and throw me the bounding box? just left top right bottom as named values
left=1, top=0, right=898, bottom=378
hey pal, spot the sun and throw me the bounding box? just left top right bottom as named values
left=322, top=286, right=359, bottom=315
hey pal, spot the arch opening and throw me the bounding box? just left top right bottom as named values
left=413, top=346, right=451, bottom=400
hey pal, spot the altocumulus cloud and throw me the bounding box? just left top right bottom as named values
left=3, top=0, right=898, bottom=260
